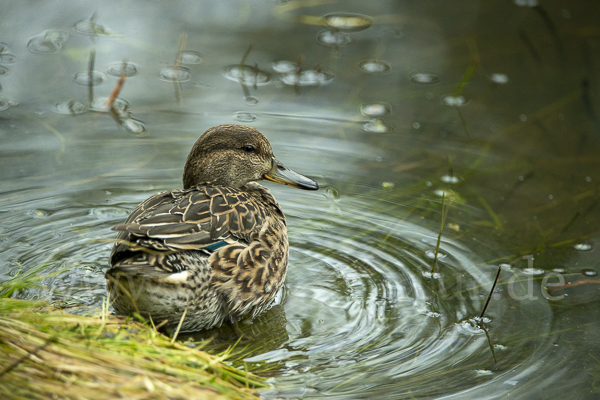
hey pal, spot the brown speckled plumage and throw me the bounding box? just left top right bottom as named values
left=106, top=124, right=318, bottom=332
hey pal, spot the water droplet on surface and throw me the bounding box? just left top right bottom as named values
left=316, top=30, right=351, bottom=47
left=0, top=65, right=8, bottom=77
left=106, top=62, right=139, bottom=77
left=411, top=72, right=440, bottom=84
left=363, top=119, right=393, bottom=133
left=490, top=73, right=509, bottom=84
left=0, top=53, right=16, bottom=64
left=323, top=13, right=373, bottom=32
left=574, top=243, right=593, bottom=251
left=73, top=19, right=112, bottom=36
left=235, top=112, right=257, bottom=122
left=73, top=71, right=106, bottom=86
left=360, top=102, right=391, bottom=117
left=159, top=66, right=191, bottom=82
left=178, top=50, right=203, bottom=64
left=582, top=269, right=597, bottom=277
left=359, top=60, right=392, bottom=74
left=272, top=60, right=299, bottom=74
left=54, top=101, right=87, bottom=115
left=442, top=95, right=466, bottom=107
left=440, top=174, right=461, bottom=184
left=224, top=65, right=270, bottom=86
left=280, top=69, right=334, bottom=86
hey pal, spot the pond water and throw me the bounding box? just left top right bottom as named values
left=1, top=1, right=599, bottom=399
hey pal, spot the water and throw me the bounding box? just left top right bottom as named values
left=1, top=1, right=600, bottom=398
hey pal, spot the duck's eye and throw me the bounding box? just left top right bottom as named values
left=242, top=145, right=255, bottom=153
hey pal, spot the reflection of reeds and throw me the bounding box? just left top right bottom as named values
left=173, top=33, right=187, bottom=104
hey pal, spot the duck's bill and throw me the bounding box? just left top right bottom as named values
left=264, top=158, right=319, bottom=190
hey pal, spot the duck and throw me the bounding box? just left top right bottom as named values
left=105, top=124, right=318, bottom=333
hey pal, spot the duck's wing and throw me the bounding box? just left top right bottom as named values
left=109, top=186, right=267, bottom=268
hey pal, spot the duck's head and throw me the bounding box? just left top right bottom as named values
left=183, top=124, right=319, bottom=191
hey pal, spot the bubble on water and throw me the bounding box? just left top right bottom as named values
left=54, top=101, right=87, bottom=115
left=490, top=73, right=509, bottom=84
left=0, top=53, right=16, bottom=64
left=0, top=98, right=10, bottom=111
left=245, top=96, right=259, bottom=105
left=106, top=62, right=139, bottom=77
left=440, top=174, right=461, bottom=184
left=515, top=0, right=537, bottom=7
left=91, top=97, right=129, bottom=113
left=0, top=42, right=12, bottom=53
left=522, top=268, right=545, bottom=276
left=323, top=13, right=373, bottom=32
left=272, top=60, right=299, bottom=74
left=0, top=65, right=8, bottom=78
left=410, top=72, right=440, bottom=85
left=425, top=250, right=447, bottom=260
left=280, top=69, right=334, bottom=86
left=574, top=243, right=593, bottom=251
left=325, top=185, right=341, bottom=201
left=235, top=112, right=257, bottom=122
left=73, top=19, right=112, bottom=36
left=582, top=269, right=597, bottom=277
left=28, top=209, right=49, bottom=219
left=73, top=71, right=106, bottom=86
left=359, top=60, right=392, bottom=74
left=317, top=30, right=351, bottom=47
left=363, top=119, right=393, bottom=133
left=178, top=50, right=203, bottom=64
left=27, top=36, right=60, bottom=54
left=224, top=64, right=270, bottom=86
left=360, top=102, right=391, bottom=117
left=442, top=95, right=466, bottom=107
left=434, top=189, right=454, bottom=197
left=159, top=66, right=191, bottom=82
left=27, top=29, right=69, bottom=54
left=122, top=118, right=145, bottom=135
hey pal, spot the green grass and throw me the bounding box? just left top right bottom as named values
left=0, top=296, right=265, bottom=400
